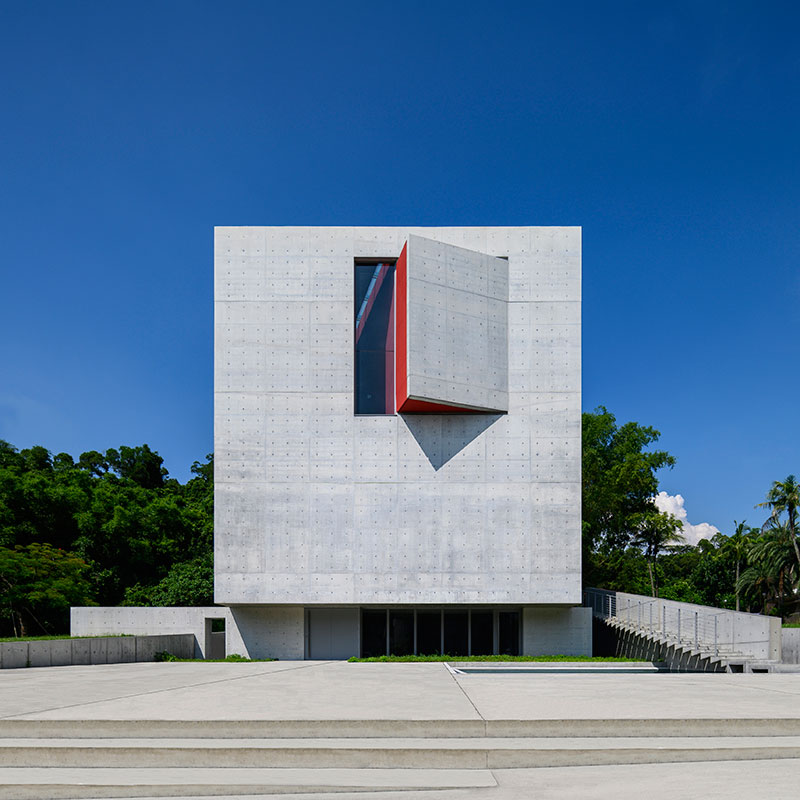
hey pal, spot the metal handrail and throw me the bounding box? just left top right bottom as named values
left=584, top=588, right=773, bottom=660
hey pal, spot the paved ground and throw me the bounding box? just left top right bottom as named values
left=0, top=661, right=798, bottom=799
left=1, top=660, right=800, bottom=721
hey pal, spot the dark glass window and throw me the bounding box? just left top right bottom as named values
left=355, top=262, right=395, bottom=414
left=498, top=611, right=520, bottom=656
left=361, top=610, right=387, bottom=657
left=470, top=611, right=494, bottom=656
left=389, top=611, right=414, bottom=656
left=443, top=611, right=468, bottom=657
left=359, top=607, right=520, bottom=657
left=416, top=611, right=441, bottom=655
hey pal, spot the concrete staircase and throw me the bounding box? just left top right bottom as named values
left=586, top=588, right=791, bottom=672
left=1, top=718, right=799, bottom=798
left=606, top=618, right=785, bottom=673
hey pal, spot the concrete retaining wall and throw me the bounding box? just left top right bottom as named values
left=0, top=634, right=193, bottom=669
left=71, top=606, right=306, bottom=660
left=71, top=606, right=226, bottom=659
left=782, top=628, right=800, bottom=664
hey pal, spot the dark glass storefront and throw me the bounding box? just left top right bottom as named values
left=359, top=608, right=520, bottom=657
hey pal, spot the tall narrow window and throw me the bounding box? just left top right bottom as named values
left=354, top=261, right=395, bottom=414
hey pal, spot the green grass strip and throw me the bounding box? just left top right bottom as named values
left=348, top=654, right=645, bottom=663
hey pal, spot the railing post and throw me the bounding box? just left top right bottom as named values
left=649, top=603, right=653, bottom=633
left=714, top=616, right=718, bottom=656
left=694, top=612, right=698, bottom=650
left=677, top=608, right=681, bottom=643
left=662, top=604, right=666, bottom=636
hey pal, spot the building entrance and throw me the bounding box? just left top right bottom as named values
left=360, top=609, right=520, bottom=657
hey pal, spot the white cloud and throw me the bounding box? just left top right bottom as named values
left=652, top=491, right=720, bottom=546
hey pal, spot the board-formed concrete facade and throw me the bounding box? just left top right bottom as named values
left=215, top=227, right=581, bottom=610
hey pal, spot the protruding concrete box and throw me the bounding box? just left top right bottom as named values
left=398, top=234, right=509, bottom=413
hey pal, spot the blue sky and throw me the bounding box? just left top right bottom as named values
left=1, top=1, right=798, bottom=536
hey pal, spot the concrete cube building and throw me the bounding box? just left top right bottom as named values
left=212, top=226, right=589, bottom=659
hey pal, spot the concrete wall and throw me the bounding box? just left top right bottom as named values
left=782, top=628, right=800, bottom=664
left=214, top=226, right=581, bottom=606
left=0, top=634, right=192, bottom=669
left=522, top=606, right=592, bottom=656
left=405, top=234, right=508, bottom=412
left=71, top=606, right=305, bottom=661
left=71, top=606, right=225, bottom=658
left=228, top=606, right=305, bottom=660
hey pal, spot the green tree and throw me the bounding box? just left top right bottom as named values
left=757, top=475, right=800, bottom=590
left=716, top=521, right=755, bottom=611
left=582, top=408, right=676, bottom=554
left=631, top=510, right=684, bottom=596
left=105, top=445, right=166, bottom=489
left=740, top=524, right=797, bottom=615
left=0, top=439, right=214, bottom=634
left=123, top=555, right=213, bottom=607
left=0, top=543, right=93, bottom=636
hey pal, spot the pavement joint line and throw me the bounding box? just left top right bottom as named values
left=443, top=664, right=486, bottom=729
left=708, top=683, right=800, bottom=700
left=0, top=661, right=336, bottom=721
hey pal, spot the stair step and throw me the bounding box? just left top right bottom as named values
left=1, top=718, right=799, bottom=738
left=0, top=767, right=497, bottom=799
left=2, top=737, right=800, bottom=769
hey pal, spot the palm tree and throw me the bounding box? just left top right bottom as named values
left=719, top=521, right=753, bottom=611
left=736, top=542, right=777, bottom=614
left=757, top=475, right=800, bottom=590
left=632, top=511, right=685, bottom=597
left=737, top=525, right=797, bottom=615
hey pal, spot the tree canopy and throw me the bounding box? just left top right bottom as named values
left=0, top=440, right=213, bottom=636
left=582, top=407, right=675, bottom=554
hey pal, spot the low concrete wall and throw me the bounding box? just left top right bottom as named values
left=0, top=634, right=193, bottom=669
left=71, top=606, right=307, bottom=660
left=782, top=628, right=800, bottom=664
left=71, top=607, right=225, bottom=659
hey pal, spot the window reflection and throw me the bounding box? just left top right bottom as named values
left=354, top=262, right=395, bottom=414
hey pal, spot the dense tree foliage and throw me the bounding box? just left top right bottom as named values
left=582, top=408, right=675, bottom=554
left=0, top=440, right=213, bottom=636
left=0, top=543, right=92, bottom=636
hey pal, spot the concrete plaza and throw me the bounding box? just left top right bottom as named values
left=0, top=660, right=799, bottom=798
left=2, top=660, right=800, bottom=722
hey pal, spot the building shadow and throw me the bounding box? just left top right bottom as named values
left=400, top=413, right=502, bottom=470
